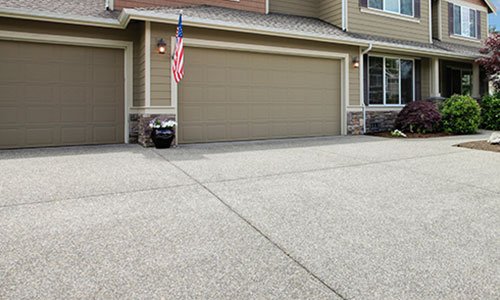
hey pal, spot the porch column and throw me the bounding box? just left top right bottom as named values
left=431, top=57, right=441, bottom=98
left=472, top=62, right=480, bottom=99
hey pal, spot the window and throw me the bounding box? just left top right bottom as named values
left=452, top=5, right=477, bottom=38
left=368, top=0, right=414, bottom=16
left=368, top=56, right=415, bottom=106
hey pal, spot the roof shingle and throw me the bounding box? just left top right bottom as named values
left=0, top=1, right=483, bottom=58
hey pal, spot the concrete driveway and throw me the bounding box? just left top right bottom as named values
left=0, top=132, right=498, bottom=299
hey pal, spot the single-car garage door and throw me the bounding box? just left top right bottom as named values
left=179, top=47, right=341, bottom=144
left=0, top=40, right=124, bottom=149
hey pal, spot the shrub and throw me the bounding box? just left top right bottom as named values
left=480, top=93, right=500, bottom=130
left=441, top=95, right=481, bottom=134
left=394, top=101, right=442, bottom=133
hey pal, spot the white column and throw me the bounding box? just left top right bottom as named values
left=472, top=62, right=480, bottom=99
left=431, top=57, right=441, bottom=97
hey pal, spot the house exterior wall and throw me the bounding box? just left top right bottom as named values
left=269, top=0, right=343, bottom=28
left=421, top=57, right=432, bottom=100
left=439, top=0, right=488, bottom=47
left=269, top=0, right=318, bottom=17
left=432, top=0, right=441, bottom=38
left=149, top=22, right=361, bottom=107
left=348, top=0, right=431, bottom=43
left=319, top=0, right=343, bottom=28
left=115, top=0, right=266, bottom=13
left=134, top=22, right=146, bottom=107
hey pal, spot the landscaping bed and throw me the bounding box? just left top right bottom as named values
left=369, top=132, right=453, bottom=139
left=456, top=141, right=500, bottom=153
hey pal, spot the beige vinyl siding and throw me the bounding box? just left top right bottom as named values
left=269, top=0, right=318, bottom=17
left=150, top=23, right=361, bottom=106
left=348, top=0, right=430, bottom=43
left=432, top=0, right=441, bottom=39
left=421, top=57, right=431, bottom=99
left=133, top=22, right=146, bottom=107
left=150, top=26, right=171, bottom=106
left=319, top=0, right=343, bottom=28
left=440, top=0, right=488, bottom=47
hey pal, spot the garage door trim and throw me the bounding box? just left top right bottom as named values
left=171, top=37, right=350, bottom=144
left=0, top=29, right=133, bottom=143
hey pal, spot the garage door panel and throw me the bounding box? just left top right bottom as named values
left=205, top=124, right=227, bottom=141
left=93, top=87, right=118, bottom=104
left=93, top=65, right=118, bottom=83
left=25, top=128, right=54, bottom=146
left=61, top=127, right=87, bottom=144
left=227, top=105, right=250, bottom=121
left=229, top=87, right=250, bottom=102
left=204, top=105, right=227, bottom=121
left=228, top=123, right=250, bottom=139
left=180, top=106, right=203, bottom=122
left=0, top=40, right=124, bottom=149
left=61, top=63, right=89, bottom=83
left=250, top=123, right=269, bottom=138
left=205, top=86, right=226, bottom=102
left=206, top=67, right=226, bottom=84
left=27, top=63, right=60, bottom=82
left=0, top=128, right=20, bottom=147
left=0, top=107, right=18, bottom=123
left=61, top=107, right=87, bottom=122
left=93, top=126, right=118, bottom=142
left=26, top=107, right=59, bottom=123
left=179, top=48, right=341, bottom=143
left=250, top=105, right=270, bottom=120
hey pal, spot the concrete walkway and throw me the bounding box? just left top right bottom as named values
left=0, top=132, right=498, bottom=299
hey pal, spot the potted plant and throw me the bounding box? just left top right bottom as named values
left=149, top=118, right=177, bottom=149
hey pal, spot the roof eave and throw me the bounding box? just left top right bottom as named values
left=0, top=7, right=122, bottom=28
left=124, top=10, right=479, bottom=60
left=484, top=0, right=497, bottom=14
left=0, top=7, right=481, bottom=61
left=122, top=9, right=368, bottom=48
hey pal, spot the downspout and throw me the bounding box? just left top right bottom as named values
left=105, top=0, right=114, bottom=11
left=361, top=43, right=373, bottom=134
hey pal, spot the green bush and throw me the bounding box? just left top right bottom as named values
left=441, top=95, right=481, bottom=134
left=480, top=93, right=500, bottom=130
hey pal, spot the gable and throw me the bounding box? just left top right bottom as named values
left=465, top=0, right=497, bottom=13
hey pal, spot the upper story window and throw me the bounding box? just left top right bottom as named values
left=368, top=0, right=414, bottom=17
left=452, top=4, right=477, bottom=38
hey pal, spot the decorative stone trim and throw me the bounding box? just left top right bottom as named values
left=366, top=110, right=399, bottom=133
left=128, top=113, right=176, bottom=147
left=347, top=112, right=364, bottom=135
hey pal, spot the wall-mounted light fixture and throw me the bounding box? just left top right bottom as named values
left=157, top=38, right=167, bottom=54
left=352, top=56, right=360, bottom=68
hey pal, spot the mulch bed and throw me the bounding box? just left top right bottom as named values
left=369, top=131, right=453, bottom=139
left=455, top=141, right=500, bottom=153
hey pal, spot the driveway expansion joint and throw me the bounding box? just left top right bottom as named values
left=151, top=149, right=349, bottom=300
left=0, top=183, right=199, bottom=210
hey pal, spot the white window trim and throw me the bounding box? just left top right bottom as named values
left=451, top=4, right=479, bottom=39
left=360, top=7, right=420, bottom=22
left=367, top=0, right=415, bottom=18
left=368, top=55, right=416, bottom=107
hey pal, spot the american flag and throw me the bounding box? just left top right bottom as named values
left=172, top=13, right=184, bottom=83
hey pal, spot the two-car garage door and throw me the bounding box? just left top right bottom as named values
left=178, top=47, right=341, bottom=144
left=0, top=40, right=124, bottom=149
